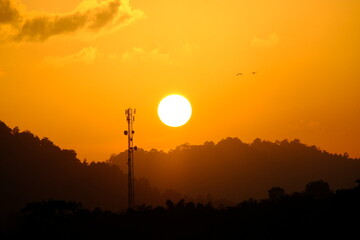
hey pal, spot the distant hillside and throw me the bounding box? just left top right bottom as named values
left=2, top=118, right=360, bottom=219
left=0, top=121, right=168, bottom=217
left=109, top=138, right=360, bottom=203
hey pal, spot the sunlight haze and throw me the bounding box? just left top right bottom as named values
left=1, top=0, right=359, bottom=161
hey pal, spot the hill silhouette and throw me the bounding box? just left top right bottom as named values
left=2, top=119, right=360, bottom=221
left=108, top=137, right=360, bottom=203
left=0, top=120, right=171, bottom=221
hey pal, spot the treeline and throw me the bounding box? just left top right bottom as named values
left=3, top=179, right=360, bottom=239
left=2, top=118, right=360, bottom=224
left=0, top=121, right=175, bottom=219
left=109, top=138, right=360, bottom=202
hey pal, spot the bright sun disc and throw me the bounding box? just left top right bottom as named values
left=158, top=94, right=192, bottom=127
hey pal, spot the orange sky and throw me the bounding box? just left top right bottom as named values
left=1, top=0, right=360, bottom=161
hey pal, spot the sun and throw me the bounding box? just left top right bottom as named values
left=158, top=94, right=192, bottom=127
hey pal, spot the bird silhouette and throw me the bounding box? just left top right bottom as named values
left=251, top=71, right=257, bottom=74
left=236, top=73, right=243, bottom=76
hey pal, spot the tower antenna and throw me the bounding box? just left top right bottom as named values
left=124, top=108, right=137, bottom=209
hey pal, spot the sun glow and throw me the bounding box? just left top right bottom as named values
left=158, top=94, right=192, bottom=127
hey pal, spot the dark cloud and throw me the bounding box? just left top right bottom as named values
left=0, top=0, right=143, bottom=42
left=0, top=0, right=20, bottom=24
left=88, top=0, right=121, bottom=29
left=15, top=14, right=88, bottom=41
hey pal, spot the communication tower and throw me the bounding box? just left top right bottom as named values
left=124, top=108, right=137, bottom=209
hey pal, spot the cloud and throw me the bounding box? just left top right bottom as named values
left=0, top=0, right=143, bottom=42
left=117, top=43, right=198, bottom=65
left=180, top=42, right=198, bottom=56
left=43, top=47, right=97, bottom=67
left=121, top=47, right=171, bottom=63
left=0, top=0, right=20, bottom=24
left=251, top=33, right=280, bottom=48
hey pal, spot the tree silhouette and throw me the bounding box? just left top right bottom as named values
left=109, top=137, right=360, bottom=205
left=2, top=118, right=360, bottom=233
left=3, top=179, right=360, bottom=239
left=165, top=199, right=174, bottom=210
left=268, top=187, right=286, bottom=201
left=0, top=120, right=167, bottom=218
left=305, top=180, right=333, bottom=199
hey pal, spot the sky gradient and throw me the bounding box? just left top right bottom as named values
left=1, top=0, right=359, bottom=161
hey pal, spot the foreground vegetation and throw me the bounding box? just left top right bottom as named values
left=2, top=179, right=360, bottom=240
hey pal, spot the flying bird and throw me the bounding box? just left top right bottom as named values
left=236, top=73, right=243, bottom=76
left=251, top=71, right=258, bottom=74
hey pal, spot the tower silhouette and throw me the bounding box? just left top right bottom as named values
left=124, top=108, right=137, bottom=209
